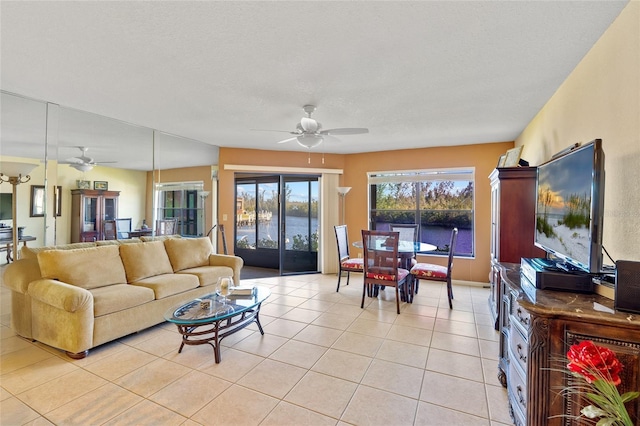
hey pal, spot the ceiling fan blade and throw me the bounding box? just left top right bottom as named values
left=322, top=135, right=341, bottom=144
left=94, top=161, right=118, bottom=164
left=251, top=128, right=299, bottom=134
left=320, top=128, right=369, bottom=135
left=277, top=137, right=298, bottom=144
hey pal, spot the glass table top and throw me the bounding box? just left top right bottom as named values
left=164, top=285, right=271, bottom=325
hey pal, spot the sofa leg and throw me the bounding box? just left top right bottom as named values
left=66, top=350, right=88, bottom=359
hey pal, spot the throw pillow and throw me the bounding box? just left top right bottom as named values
left=37, top=245, right=127, bottom=289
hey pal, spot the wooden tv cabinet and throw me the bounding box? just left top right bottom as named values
left=497, top=263, right=640, bottom=426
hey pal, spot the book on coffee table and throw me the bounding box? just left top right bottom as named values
left=231, top=286, right=255, bottom=296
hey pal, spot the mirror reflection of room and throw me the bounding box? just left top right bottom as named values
left=0, top=90, right=219, bottom=262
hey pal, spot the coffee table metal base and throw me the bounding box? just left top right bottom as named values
left=173, top=305, right=264, bottom=363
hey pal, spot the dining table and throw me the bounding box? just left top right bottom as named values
left=353, top=239, right=437, bottom=302
left=352, top=240, right=437, bottom=270
left=0, top=235, right=37, bottom=263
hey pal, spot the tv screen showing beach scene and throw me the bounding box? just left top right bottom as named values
left=535, top=140, right=604, bottom=272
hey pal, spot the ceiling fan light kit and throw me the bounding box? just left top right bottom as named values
left=254, top=105, right=369, bottom=150
left=70, top=163, right=94, bottom=172
left=297, top=134, right=324, bottom=149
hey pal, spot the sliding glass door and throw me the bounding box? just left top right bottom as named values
left=281, top=177, right=319, bottom=274
left=234, top=175, right=319, bottom=275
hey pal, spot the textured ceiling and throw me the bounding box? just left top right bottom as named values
left=0, top=1, right=628, bottom=169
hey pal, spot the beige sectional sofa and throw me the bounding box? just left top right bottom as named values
left=3, top=237, right=243, bottom=358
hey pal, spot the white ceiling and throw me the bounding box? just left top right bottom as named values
left=0, top=1, right=628, bottom=169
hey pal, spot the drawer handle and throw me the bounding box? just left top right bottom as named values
left=516, top=344, right=527, bottom=363
left=516, top=308, right=529, bottom=325
left=517, top=386, right=526, bottom=407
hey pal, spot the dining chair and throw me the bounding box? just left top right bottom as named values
left=103, top=220, right=117, bottom=240
left=156, top=218, right=178, bottom=236
left=115, top=218, right=132, bottom=239
left=410, top=227, right=458, bottom=308
left=361, top=230, right=410, bottom=314
left=334, top=225, right=364, bottom=292
left=390, top=223, right=419, bottom=267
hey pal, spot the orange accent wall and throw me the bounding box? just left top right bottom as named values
left=219, top=142, right=513, bottom=283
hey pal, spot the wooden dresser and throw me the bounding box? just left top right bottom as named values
left=497, top=263, right=640, bottom=426
left=488, top=167, right=545, bottom=330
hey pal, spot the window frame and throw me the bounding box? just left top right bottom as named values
left=155, top=181, right=205, bottom=237
left=368, top=167, right=475, bottom=258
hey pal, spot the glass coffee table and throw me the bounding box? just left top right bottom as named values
left=164, top=286, right=270, bottom=363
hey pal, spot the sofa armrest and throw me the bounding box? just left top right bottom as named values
left=209, top=254, right=244, bottom=280
left=28, top=279, right=93, bottom=313
left=2, top=258, right=42, bottom=294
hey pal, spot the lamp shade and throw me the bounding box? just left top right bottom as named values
left=337, top=186, right=352, bottom=195
left=0, top=161, right=38, bottom=177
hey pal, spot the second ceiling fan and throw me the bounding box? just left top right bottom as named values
left=59, top=146, right=117, bottom=172
left=256, top=105, right=368, bottom=149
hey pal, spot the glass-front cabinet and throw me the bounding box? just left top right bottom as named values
left=70, top=189, right=120, bottom=242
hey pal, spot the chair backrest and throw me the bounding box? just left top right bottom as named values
left=362, top=230, right=400, bottom=278
left=115, top=218, right=132, bottom=239
left=334, top=225, right=351, bottom=262
left=390, top=224, right=419, bottom=244
left=446, top=228, right=459, bottom=274
left=103, top=220, right=117, bottom=240
left=156, top=218, right=178, bottom=236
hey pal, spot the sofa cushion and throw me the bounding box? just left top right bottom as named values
left=164, top=237, right=213, bottom=272
left=22, top=242, right=97, bottom=260
left=37, top=245, right=127, bottom=290
left=130, top=273, right=199, bottom=299
left=90, top=284, right=155, bottom=317
left=177, top=265, right=234, bottom=287
left=119, top=241, right=173, bottom=282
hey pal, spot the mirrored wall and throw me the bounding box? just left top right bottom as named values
left=0, top=90, right=219, bottom=260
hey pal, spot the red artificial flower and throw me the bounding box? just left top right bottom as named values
left=567, top=340, right=623, bottom=385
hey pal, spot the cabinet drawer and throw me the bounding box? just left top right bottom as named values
left=511, top=296, right=531, bottom=334
left=508, top=360, right=528, bottom=420
left=509, top=326, right=529, bottom=376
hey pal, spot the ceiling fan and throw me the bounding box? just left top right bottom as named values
left=60, top=146, right=116, bottom=172
left=254, top=105, right=369, bottom=149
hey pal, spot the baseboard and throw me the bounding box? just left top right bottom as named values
left=452, top=279, right=489, bottom=288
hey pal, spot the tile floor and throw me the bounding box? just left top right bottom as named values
left=1, top=269, right=513, bottom=425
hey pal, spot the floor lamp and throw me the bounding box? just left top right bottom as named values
left=0, top=161, right=38, bottom=261
left=336, top=186, right=351, bottom=225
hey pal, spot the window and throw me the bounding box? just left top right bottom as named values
left=155, top=182, right=205, bottom=237
left=369, top=168, right=474, bottom=257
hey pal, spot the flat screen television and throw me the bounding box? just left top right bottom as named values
left=0, top=193, right=12, bottom=220
left=535, top=139, right=605, bottom=274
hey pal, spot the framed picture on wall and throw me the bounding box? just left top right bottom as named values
left=30, top=185, right=62, bottom=217
left=53, top=186, right=62, bottom=217
left=77, top=180, right=90, bottom=189
left=30, top=185, right=45, bottom=217
left=94, top=181, right=108, bottom=190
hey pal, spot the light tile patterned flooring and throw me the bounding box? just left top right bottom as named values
left=1, top=270, right=513, bottom=425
